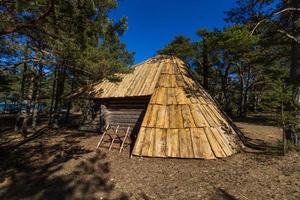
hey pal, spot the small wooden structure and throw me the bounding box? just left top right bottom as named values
left=79, top=55, right=243, bottom=159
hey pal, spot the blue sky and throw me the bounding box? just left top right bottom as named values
left=110, top=0, right=237, bottom=63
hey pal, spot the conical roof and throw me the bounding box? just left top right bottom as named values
left=86, top=55, right=243, bottom=159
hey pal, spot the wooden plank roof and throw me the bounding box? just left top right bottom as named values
left=83, top=56, right=166, bottom=98
left=130, top=56, right=242, bottom=159
left=87, top=55, right=242, bottom=159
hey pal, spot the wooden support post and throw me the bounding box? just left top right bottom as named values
left=119, top=127, right=130, bottom=153
left=108, top=125, right=119, bottom=151
left=96, top=124, right=110, bottom=149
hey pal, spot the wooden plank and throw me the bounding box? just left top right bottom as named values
left=192, top=104, right=210, bottom=127
left=173, top=105, right=182, bottom=128
left=189, top=104, right=206, bottom=127
left=204, top=127, right=226, bottom=158
left=155, top=105, right=167, bottom=128
left=141, top=104, right=154, bottom=127
left=175, top=87, right=190, bottom=104
left=164, top=106, right=170, bottom=129
left=168, top=62, right=176, bottom=74
left=175, top=74, right=185, bottom=87
left=202, top=105, right=221, bottom=126
left=169, top=105, right=176, bottom=128
left=125, top=66, right=144, bottom=96
left=141, top=128, right=155, bottom=156
left=129, top=63, right=151, bottom=96
left=169, top=74, right=177, bottom=87
left=158, top=74, right=170, bottom=87
left=138, top=62, right=160, bottom=95
left=153, top=128, right=167, bottom=157
left=167, top=88, right=176, bottom=105
left=148, top=61, right=165, bottom=92
left=113, top=74, right=133, bottom=97
left=211, top=128, right=233, bottom=156
left=178, top=128, right=194, bottom=158
left=146, top=61, right=164, bottom=93
left=196, top=128, right=215, bottom=159
left=155, top=87, right=168, bottom=105
left=189, top=128, right=203, bottom=158
left=198, top=105, right=217, bottom=127
left=147, top=105, right=159, bottom=127
left=181, top=104, right=196, bottom=128
left=160, top=60, right=170, bottom=74
left=166, top=128, right=180, bottom=157
left=149, top=89, right=159, bottom=104
left=208, top=104, right=229, bottom=127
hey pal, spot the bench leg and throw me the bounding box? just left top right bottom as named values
left=120, top=127, right=130, bottom=153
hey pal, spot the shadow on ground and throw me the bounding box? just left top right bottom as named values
left=0, top=130, right=128, bottom=200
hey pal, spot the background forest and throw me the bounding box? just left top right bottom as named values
left=0, top=0, right=299, bottom=136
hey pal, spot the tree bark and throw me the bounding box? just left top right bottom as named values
left=15, top=62, right=27, bottom=131
left=220, top=64, right=232, bottom=115
left=64, top=75, right=75, bottom=124
left=290, top=0, right=300, bottom=105
left=202, top=38, right=209, bottom=90
left=52, top=64, right=66, bottom=128
left=21, top=72, right=34, bottom=138
left=32, top=63, right=43, bottom=130
left=48, top=66, right=57, bottom=125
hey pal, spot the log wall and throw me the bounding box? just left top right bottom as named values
left=102, top=97, right=150, bottom=135
left=79, top=97, right=150, bottom=135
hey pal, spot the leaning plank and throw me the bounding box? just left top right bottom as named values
left=189, top=104, right=206, bottom=127
left=96, top=124, right=110, bottom=149
left=204, top=127, right=226, bottom=158
left=211, top=128, right=233, bottom=156
left=196, top=128, right=215, bottom=159
left=120, top=127, right=130, bottom=153
left=181, top=104, right=196, bottom=128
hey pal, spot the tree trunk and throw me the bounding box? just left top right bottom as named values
left=290, top=0, right=300, bottom=105
left=21, top=73, right=34, bottom=138
left=202, top=38, right=209, bottom=90
left=48, top=66, right=57, bottom=125
left=14, top=62, right=27, bottom=131
left=52, top=65, right=66, bottom=128
left=64, top=75, right=75, bottom=124
left=220, top=65, right=232, bottom=115
left=32, top=64, right=43, bottom=130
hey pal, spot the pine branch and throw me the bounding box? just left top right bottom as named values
left=0, top=0, right=55, bottom=36
left=277, top=29, right=299, bottom=43
left=250, top=7, right=300, bottom=36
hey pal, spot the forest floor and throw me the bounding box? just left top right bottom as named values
left=0, top=118, right=299, bottom=200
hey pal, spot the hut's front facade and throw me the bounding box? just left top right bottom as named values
left=81, top=55, right=243, bottom=159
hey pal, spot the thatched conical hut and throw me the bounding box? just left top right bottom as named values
left=80, top=55, right=243, bottom=159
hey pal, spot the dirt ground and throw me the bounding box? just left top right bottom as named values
left=0, top=121, right=299, bottom=200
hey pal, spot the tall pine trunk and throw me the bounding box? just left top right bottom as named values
left=48, top=66, right=57, bottom=125
left=15, top=62, right=27, bottom=131
left=52, top=65, right=66, bottom=128
left=202, top=38, right=209, bottom=90
left=32, top=64, right=43, bottom=130
left=291, top=0, right=300, bottom=105
left=21, top=72, right=34, bottom=138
